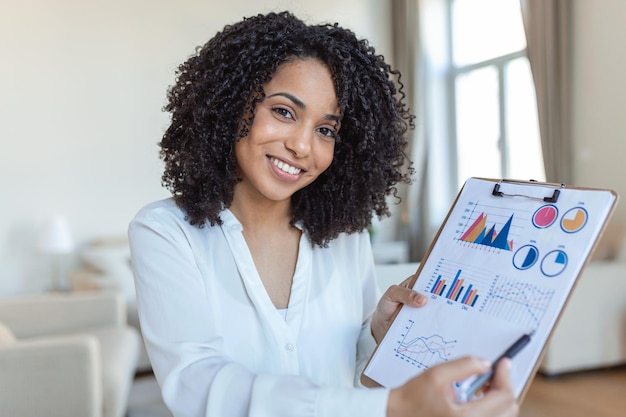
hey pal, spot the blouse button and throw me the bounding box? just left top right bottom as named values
left=285, top=343, right=295, bottom=352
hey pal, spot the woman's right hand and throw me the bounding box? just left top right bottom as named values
left=386, top=356, right=519, bottom=417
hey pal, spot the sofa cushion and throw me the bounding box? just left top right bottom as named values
left=85, top=325, right=140, bottom=417
left=80, top=242, right=135, bottom=303
left=592, top=220, right=626, bottom=260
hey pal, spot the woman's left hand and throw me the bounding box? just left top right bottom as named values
left=371, top=275, right=427, bottom=343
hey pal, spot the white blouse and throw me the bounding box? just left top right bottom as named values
left=128, top=199, right=390, bottom=417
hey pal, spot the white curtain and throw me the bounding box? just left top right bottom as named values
left=520, top=0, right=573, bottom=184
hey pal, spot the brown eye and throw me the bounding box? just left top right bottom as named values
left=273, top=107, right=294, bottom=120
left=318, top=127, right=338, bottom=140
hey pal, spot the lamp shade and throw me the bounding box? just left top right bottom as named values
left=38, top=215, right=75, bottom=254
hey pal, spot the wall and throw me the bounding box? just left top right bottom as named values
left=571, top=1, right=626, bottom=223
left=0, top=0, right=391, bottom=295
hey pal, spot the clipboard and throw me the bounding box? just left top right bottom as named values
left=361, top=177, right=618, bottom=402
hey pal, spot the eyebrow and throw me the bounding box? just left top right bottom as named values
left=266, top=92, right=341, bottom=124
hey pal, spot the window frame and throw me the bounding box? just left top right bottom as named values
left=445, top=0, right=534, bottom=189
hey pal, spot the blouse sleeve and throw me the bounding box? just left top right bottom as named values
left=128, top=205, right=389, bottom=417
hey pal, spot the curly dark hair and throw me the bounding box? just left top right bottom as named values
left=160, top=11, right=414, bottom=247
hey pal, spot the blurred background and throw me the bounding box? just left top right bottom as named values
left=1, top=0, right=625, bottom=296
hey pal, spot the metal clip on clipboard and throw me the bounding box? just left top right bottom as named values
left=491, top=179, right=565, bottom=203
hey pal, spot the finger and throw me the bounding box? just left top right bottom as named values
left=382, top=283, right=427, bottom=307
left=427, top=356, right=491, bottom=385
left=490, top=358, right=514, bottom=392
left=466, top=359, right=518, bottom=417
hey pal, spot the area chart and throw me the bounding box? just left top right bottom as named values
left=459, top=212, right=515, bottom=251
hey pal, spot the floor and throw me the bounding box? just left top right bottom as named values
left=127, top=373, right=172, bottom=417
left=519, top=366, right=626, bottom=417
left=127, top=366, right=626, bottom=417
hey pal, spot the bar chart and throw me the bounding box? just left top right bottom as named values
left=430, top=269, right=480, bottom=306
left=425, top=259, right=496, bottom=308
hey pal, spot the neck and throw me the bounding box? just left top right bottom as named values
left=229, top=194, right=293, bottom=233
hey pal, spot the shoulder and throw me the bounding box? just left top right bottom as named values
left=134, top=198, right=181, bottom=218
left=129, top=198, right=229, bottom=241
left=129, top=198, right=189, bottom=234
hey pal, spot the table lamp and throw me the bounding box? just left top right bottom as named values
left=38, top=215, right=75, bottom=291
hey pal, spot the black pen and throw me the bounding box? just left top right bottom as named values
left=457, top=332, right=532, bottom=402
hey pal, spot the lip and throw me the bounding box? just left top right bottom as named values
left=268, top=155, right=306, bottom=180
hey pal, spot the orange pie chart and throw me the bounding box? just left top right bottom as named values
left=561, top=207, right=588, bottom=233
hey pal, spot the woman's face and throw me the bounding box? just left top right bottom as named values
left=234, top=58, right=340, bottom=206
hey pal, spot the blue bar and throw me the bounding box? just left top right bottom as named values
left=461, top=284, right=474, bottom=304
left=446, top=269, right=462, bottom=298
left=455, top=286, right=465, bottom=301
left=471, top=295, right=479, bottom=307
left=432, top=276, right=442, bottom=294
left=439, top=285, right=447, bottom=296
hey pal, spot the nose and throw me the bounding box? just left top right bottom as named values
left=285, top=126, right=313, bottom=158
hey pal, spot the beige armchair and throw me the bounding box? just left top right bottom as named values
left=73, top=237, right=152, bottom=372
left=0, top=292, right=140, bottom=417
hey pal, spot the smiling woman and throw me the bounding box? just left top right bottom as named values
left=128, top=11, right=519, bottom=417
left=157, top=12, right=414, bottom=247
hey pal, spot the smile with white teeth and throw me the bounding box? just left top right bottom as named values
left=271, top=157, right=302, bottom=175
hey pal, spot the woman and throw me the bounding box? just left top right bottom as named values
left=129, top=11, right=517, bottom=417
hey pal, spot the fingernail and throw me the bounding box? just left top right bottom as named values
left=500, top=358, right=512, bottom=370
left=414, top=293, right=426, bottom=304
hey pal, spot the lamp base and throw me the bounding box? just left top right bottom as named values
left=48, top=254, right=73, bottom=292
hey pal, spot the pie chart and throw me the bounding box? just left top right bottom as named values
left=532, top=205, right=558, bottom=228
left=541, top=249, right=568, bottom=277
left=513, top=244, right=539, bottom=270
left=561, top=207, right=588, bottom=233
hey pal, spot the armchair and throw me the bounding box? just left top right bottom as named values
left=0, top=292, right=140, bottom=417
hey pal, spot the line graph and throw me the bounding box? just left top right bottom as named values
left=394, top=319, right=458, bottom=370
left=480, top=277, right=555, bottom=328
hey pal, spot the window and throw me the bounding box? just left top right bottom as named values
left=450, top=0, right=545, bottom=186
